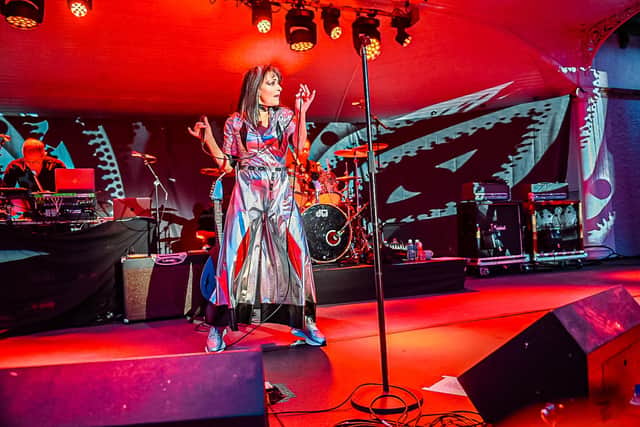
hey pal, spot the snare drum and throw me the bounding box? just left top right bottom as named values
left=288, top=170, right=313, bottom=209
left=318, top=192, right=342, bottom=205
left=317, top=170, right=343, bottom=206
left=302, top=204, right=352, bottom=263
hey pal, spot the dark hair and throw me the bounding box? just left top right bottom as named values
left=237, top=65, right=282, bottom=127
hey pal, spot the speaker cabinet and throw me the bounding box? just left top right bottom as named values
left=0, top=351, right=267, bottom=427
left=458, top=286, right=640, bottom=422
left=457, top=201, right=526, bottom=265
left=121, top=252, right=208, bottom=322
left=522, top=200, right=586, bottom=262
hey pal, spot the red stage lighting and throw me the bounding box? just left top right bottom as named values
left=391, top=14, right=412, bottom=47
left=321, top=7, right=341, bottom=40
left=67, top=0, right=92, bottom=18
left=352, top=16, right=381, bottom=60
left=2, top=0, right=44, bottom=30
left=285, top=8, right=316, bottom=52
left=251, top=0, right=271, bottom=34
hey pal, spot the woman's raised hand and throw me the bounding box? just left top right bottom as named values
left=295, top=84, right=316, bottom=114
left=187, top=115, right=212, bottom=141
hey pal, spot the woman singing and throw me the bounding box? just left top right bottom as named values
left=188, top=65, right=325, bottom=352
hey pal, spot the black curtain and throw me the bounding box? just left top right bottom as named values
left=0, top=219, right=153, bottom=334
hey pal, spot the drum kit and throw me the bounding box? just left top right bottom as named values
left=299, top=142, right=387, bottom=263
left=199, top=143, right=388, bottom=264
left=197, top=143, right=386, bottom=263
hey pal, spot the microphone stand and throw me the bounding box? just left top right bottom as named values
left=371, top=113, right=390, bottom=131
left=350, top=38, right=423, bottom=415
left=142, top=158, right=168, bottom=254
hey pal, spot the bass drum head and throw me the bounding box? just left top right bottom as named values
left=302, top=204, right=351, bottom=263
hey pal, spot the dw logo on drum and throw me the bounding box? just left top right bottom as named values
left=315, top=208, right=329, bottom=218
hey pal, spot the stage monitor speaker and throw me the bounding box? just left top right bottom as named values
left=121, top=252, right=208, bottom=322
left=458, top=286, right=640, bottom=422
left=0, top=350, right=267, bottom=427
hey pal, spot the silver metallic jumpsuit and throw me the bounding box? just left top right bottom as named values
left=209, top=107, right=317, bottom=329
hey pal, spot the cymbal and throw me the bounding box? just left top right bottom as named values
left=0, top=187, right=29, bottom=195
left=159, top=236, right=180, bottom=243
left=151, top=207, right=178, bottom=213
left=200, top=168, right=234, bottom=176
left=336, top=176, right=362, bottom=182
left=354, top=142, right=389, bottom=152
left=334, top=149, right=368, bottom=158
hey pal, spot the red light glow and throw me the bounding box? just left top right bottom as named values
left=256, top=19, right=271, bottom=33
left=70, top=3, right=89, bottom=18
left=6, top=16, right=38, bottom=29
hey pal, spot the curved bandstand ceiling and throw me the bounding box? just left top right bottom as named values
left=0, top=0, right=638, bottom=121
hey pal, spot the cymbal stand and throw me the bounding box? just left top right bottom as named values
left=341, top=202, right=371, bottom=263
left=354, top=152, right=375, bottom=262
left=353, top=156, right=361, bottom=212
left=337, top=202, right=368, bottom=235
left=335, top=150, right=370, bottom=263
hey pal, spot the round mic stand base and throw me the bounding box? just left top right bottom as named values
left=351, top=384, right=423, bottom=415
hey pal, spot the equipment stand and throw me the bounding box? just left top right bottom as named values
left=143, top=159, right=168, bottom=254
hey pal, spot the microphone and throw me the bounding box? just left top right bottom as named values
left=359, top=34, right=371, bottom=46
left=28, top=167, right=45, bottom=192
left=373, top=115, right=392, bottom=130
left=131, top=150, right=158, bottom=163
left=199, top=115, right=206, bottom=142
left=351, top=101, right=391, bottom=130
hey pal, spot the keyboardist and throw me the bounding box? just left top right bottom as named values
left=2, top=138, right=66, bottom=192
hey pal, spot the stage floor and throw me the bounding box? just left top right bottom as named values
left=2, top=258, right=640, bottom=425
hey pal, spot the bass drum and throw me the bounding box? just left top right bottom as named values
left=302, top=204, right=352, bottom=263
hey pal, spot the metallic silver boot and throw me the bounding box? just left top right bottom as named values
left=291, top=316, right=326, bottom=346
left=205, top=326, right=227, bottom=352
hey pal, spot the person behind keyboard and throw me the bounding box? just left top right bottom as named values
left=2, top=138, right=66, bottom=192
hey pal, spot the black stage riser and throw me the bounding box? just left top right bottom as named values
left=122, top=256, right=466, bottom=311
left=313, top=258, right=466, bottom=304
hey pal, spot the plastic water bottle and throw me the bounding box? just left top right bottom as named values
left=415, top=239, right=424, bottom=261
left=406, top=239, right=416, bottom=261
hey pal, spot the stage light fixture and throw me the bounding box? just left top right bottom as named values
left=391, top=14, right=412, bottom=47
left=2, top=0, right=44, bottom=29
left=352, top=16, right=381, bottom=60
left=251, top=0, right=271, bottom=34
left=321, top=6, right=341, bottom=40
left=285, top=7, right=316, bottom=52
left=67, top=0, right=91, bottom=18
